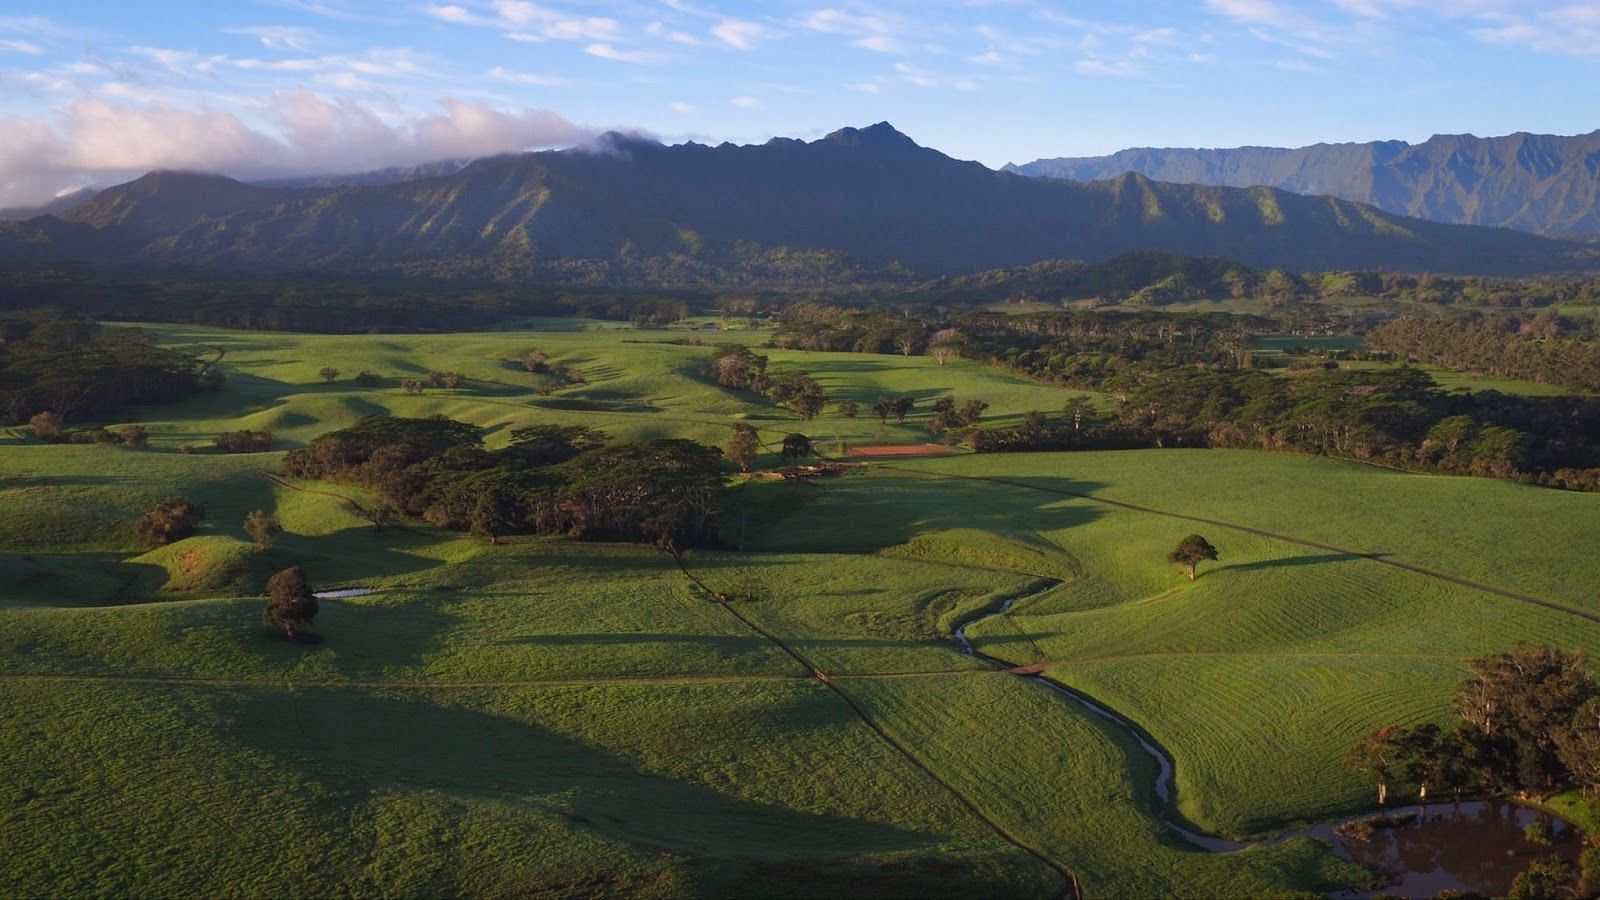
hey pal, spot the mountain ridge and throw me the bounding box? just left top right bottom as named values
left=1007, top=130, right=1600, bottom=236
left=0, top=123, right=1590, bottom=283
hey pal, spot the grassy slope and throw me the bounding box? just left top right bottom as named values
left=3, top=321, right=1598, bottom=896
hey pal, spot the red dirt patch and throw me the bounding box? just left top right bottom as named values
left=844, top=444, right=958, bottom=458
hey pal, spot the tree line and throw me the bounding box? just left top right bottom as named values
left=1368, top=314, right=1600, bottom=393
left=0, top=309, right=200, bottom=424
left=283, top=416, right=725, bottom=546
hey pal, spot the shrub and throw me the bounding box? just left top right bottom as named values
left=118, top=424, right=148, bottom=448
left=243, top=509, right=282, bottom=552
left=214, top=430, right=274, bottom=453
left=135, top=496, right=204, bottom=547
left=29, top=411, right=62, bottom=442
left=263, top=565, right=318, bottom=638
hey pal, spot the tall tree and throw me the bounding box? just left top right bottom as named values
left=1344, top=724, right=1407, bottom=805
left=728, top=423, right=759, bottom=472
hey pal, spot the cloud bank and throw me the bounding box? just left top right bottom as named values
left=0, top=93, right=594, bottom=208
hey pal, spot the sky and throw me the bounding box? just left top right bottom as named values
left=3, top=0, right=1600, bottom=207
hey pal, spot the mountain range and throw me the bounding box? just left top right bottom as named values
left=0, top=123, right=1590, bottom=285
left=1007, top=130, right=1600, bottom=237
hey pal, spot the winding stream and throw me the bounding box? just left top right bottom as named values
left=952, top=582, right=1585, bottom=896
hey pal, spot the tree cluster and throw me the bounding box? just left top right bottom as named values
left=283, top=416, right=726, bottom=546
left=134, top=496, right=204, bottom=547
left=0, top=309, right=200, bottom=425
left=1368, top=315, right=1600, bottom=393
left=214, top=430, right=275, bottom=453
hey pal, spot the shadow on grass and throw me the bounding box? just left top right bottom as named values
left=230, top=685, right=996, bottom=875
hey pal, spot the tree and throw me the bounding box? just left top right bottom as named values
left=873, top=395, right=894, bottom=424
left=958, top=398, right=989, bottom=426
left=1455, top=644, right=1595, bottom=797
left=1556, top=697, right=1600, bottom=796
left=1344, top=724, right=1407, bottom=805
left=781, top=433, right=814, bottom=460
left=29, top=410, right=62, bottom=443
left=318, top=367, right=340, bottom=383
left=728, top=423, right=759, bottom=472
left=1168, top=534, right=1219, bottom=581
left=1066, top=398, right=1091, bottom=432
left=835, top=399, right=860, bottom=418
left=402, top=378, right=424, bottom=395
left=243, top=509, right=282, bottom=552
left=135, top=496, right=204, bottom=547
left=770, top=372, right=825, bottom=420
left=443, top=372, right=464, bottom=389
left=892, top=396, right=915, bottom=424
left=929, top=396, right=958, bottom=433
left=470, top=489, right=512, bottom=545
left=263, top=565, right=319, bottom=639
left=522, top=349, right=549, bottom=373
left=1508, top=857, right=1576, bottom=900
left=203, top=368, right=226, bottom=391
left=354, top=370, right=383, bottom=387
left=117, top=424, right=148, bottom=448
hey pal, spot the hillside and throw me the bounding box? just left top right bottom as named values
left=0, top=123, right=1590, bottom=281
left=1008, top=130, right=1600, bottom=237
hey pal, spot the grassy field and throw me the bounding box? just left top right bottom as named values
left=3, top=321, right=1598, bottom=897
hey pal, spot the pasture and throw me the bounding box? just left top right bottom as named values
left=3, top=320, right=1598, bottom=897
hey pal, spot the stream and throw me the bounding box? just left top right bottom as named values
left=952, top=583, right=1585, bottom=897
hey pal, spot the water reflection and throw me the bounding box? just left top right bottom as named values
left=1309, top=800, right=1582, bottom=898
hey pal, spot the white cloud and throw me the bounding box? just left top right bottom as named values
left=711, top=19, right=766, bottom=50
left=584, top=42, right=662, bottom=64
left=0, top=38, right=43, bottom=55
left=851, top=35, right=902, bottom=53
left=225, top=26, right=320, bottom=52
left=730, top=95, right=761, bottom=108
left=0, top=94, right=595, bottom=207
left=669, top=100, right=694, bottom=113
left=487, top=65, right=567, bottom=86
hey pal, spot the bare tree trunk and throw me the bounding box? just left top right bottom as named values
left=1378, top=782, right=1388, bottom=805
left=1186, top=564, right=1196, bottom=581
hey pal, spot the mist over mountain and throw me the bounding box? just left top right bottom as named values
left=0, top=123, right=1589, bottom=284
left=1007, top=130, right=1600, bottom=237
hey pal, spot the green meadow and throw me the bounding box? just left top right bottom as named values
left=3, top=321, right=1598, bottom=897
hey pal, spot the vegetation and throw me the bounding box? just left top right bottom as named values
left=0, top=309, right=198, bottom=424
left=5, top=320, right=1600, bottom=899
left=133, top=496, right=204, bottom=547
left=1168, top=535, right=1220, bottom=581
left=262, top=565, right=318, bottom=639
left=243, top=510, right=281, bottom=553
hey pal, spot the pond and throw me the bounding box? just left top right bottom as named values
left=312, top=587, right=376, bottom=599
left=1311, top=800, right=1583, bottom=899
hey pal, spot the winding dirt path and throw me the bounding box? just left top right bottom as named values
left=877, top=463, right=1600, bottom=625
left=666, top=552, right=1084, bottom=900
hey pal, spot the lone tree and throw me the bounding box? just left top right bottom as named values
left=243, top=509, right=282, bottom=552
left=892, top=396, right=916, bottom=424
left=781, top=433, right=814, bottom=460
left=835, top=399, right=860, bottom=419
left=135, top=496, right=204, bottom=547
left=872, top=395, right=894, bottom=424
left=1168, top=534, right=1219, bottom=581
left=728, top=423, right=759, bottom=472
left=263, top=565, right=319, bottom=639
left=319, top=367, right=340, bottom=383
left=470, top=488, right=513, bottom=545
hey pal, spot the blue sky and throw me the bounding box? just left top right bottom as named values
left=3, top=1, right=1600, bottom=205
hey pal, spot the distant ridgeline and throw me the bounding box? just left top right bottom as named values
left=0, top=124, right=1594, bottom=282
left=1007, top=129, right=1600, bottom=237
left=8, top=254, right=1600, bottom=336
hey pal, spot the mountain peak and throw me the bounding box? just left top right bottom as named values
left=822, top=122, right=919, bottom=151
